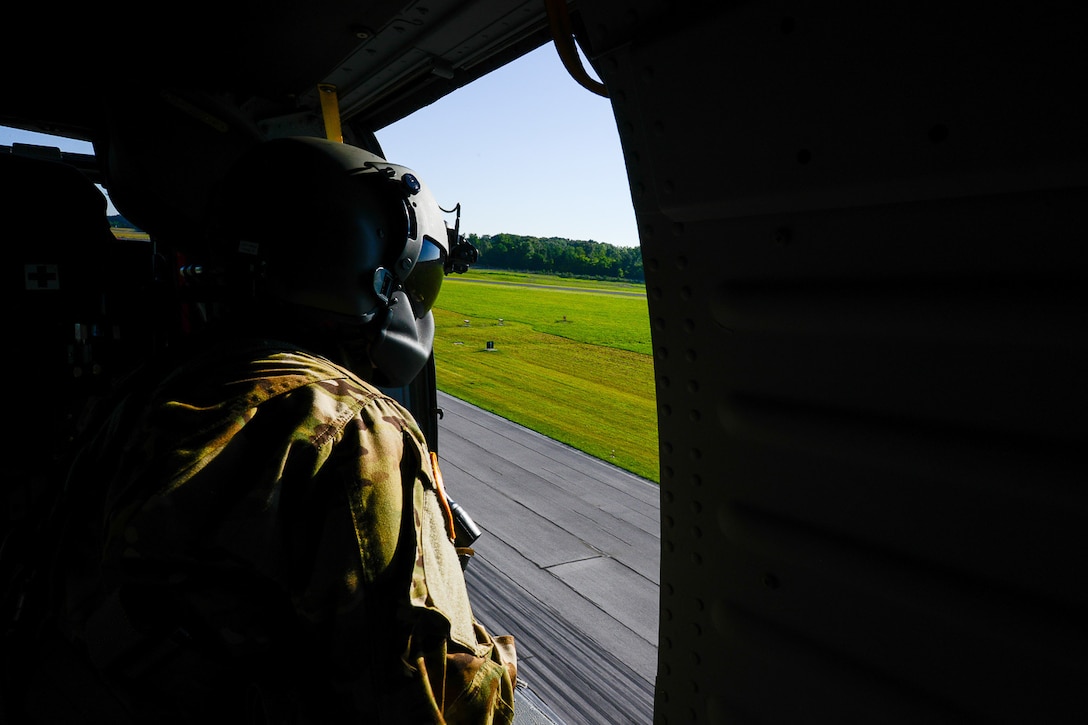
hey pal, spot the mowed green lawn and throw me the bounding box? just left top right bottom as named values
left=432, top=271, right=659, bottom=482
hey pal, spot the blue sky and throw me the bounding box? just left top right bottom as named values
left=1, top=44, right=639, bottom=248
left=375, top=44, right=638, bottom=248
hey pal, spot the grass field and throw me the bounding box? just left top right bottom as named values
left=432, top=270, right=659, bottom=482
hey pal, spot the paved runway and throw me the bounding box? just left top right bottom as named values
left=434, top=391, right=660, bottom=725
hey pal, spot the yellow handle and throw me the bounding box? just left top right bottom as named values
left=317, top=83, right=343, bottom=142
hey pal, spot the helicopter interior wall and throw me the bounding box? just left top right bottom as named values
left=3, top=150, right=163, bottom=525
left=575, top=1, right=1088, bottom=722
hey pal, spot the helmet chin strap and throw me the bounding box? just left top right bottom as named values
left=367, top=290, right=434, bottom=387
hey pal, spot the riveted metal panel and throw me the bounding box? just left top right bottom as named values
left=580, top=1, right=1088, bottom=722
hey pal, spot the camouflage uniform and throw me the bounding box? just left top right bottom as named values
left=41, top=339, right=516, bottom=723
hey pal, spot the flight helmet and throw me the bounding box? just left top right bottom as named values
left=205, top=136, right=461, bottom=385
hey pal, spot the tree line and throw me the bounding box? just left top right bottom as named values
left=467, top=233, right=643, bottom=281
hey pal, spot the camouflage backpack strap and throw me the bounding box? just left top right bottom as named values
left=395, top=432, right=518, bottom=724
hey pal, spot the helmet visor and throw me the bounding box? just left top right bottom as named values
left=403, top=236, right=446, bottom=317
